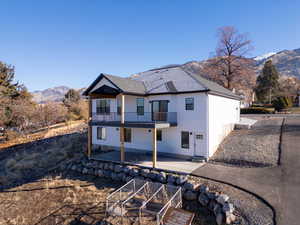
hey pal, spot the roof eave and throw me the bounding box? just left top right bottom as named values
left=208, top=90, right=242, bottom=100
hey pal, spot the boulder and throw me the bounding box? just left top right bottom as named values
left=114, top=165, right=123, bottom=173
left=216, top=194, right=229, bottom=205
left=199, top=184, right=209, bottom=193
left=123, top=166, right=130, bottom=174
left=213, top=203, right=222, bottom=216
left=216, top=213, right=224, bottom=225
left=223, top=202, right=234, bottom=213
left=176, top=175, right=187, bottom=185
left=98, top=162, right=104, bottom=169
left=103, top=163, right=109, bottom=170
left=103, top=170, right=111, bottom=178
left=198, top=192, right=209, bottom=206
left=208, top=199, right=217, bottom=211
left=108, top=163, right=114, bottom=171
left=184, top=181, right=195, bottom=191
left=167, top=175, right=176, bottom=184
left=156, top=173, right=167, bottom=183
left=183, top=190, right=197, bottom=201
left=82, top=168, right=88, bottom=174
left=140, top=169, right=150, bottom=177
left=225, top=212, right=236, bottom=224
left=71, top=165, right=77, bottom=171
left=207, top=191, right=219, bottom=200
left=148, top=172, right=158, bottom=180
left=87, top=168, right=94, bottom=175
left=111, top=172, right=118, bottom=181
left=97, top=169, right=104, bottom=177
left=129, top=168, right=139, bottom=177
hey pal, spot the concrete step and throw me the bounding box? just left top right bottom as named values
left=191, top=156, right=207, bottom=163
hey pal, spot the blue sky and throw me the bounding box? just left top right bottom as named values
left=1, top=0, right=300, bottom=91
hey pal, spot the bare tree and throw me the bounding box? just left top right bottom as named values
left=203, top=26, right=255, bottom=90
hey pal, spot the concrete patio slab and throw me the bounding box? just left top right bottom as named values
left=91, top=150, right=204, bottom=174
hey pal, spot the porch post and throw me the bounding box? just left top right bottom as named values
left=120, top=94, right=125, bottom=162
left=87, top=96, right=92, bottom=158
left=152, top=128, right=157, bottom=168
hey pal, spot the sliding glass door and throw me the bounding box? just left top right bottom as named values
left=151, top=100, right=168, bottom=121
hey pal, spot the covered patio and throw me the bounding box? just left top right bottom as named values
left=90, top=150, right=204, bottom=174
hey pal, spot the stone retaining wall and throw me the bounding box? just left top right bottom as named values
left=66, top=159, right=236, bottom=225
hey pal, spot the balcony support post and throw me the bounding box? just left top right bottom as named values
left=152, top=127, right=157, bottom=168
left=87, top=96, right=92, bottom=158
left=120, top=94, right=125, bottom=162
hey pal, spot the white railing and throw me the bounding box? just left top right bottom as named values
left=92, top=112, right=177, bottom=124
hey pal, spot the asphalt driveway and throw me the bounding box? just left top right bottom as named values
left=192, top=116, right=300, bottom=225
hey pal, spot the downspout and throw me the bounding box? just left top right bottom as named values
left=206, top=93, right=210, bottom=159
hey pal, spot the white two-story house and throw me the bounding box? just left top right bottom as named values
left=83, top=65, right=241, bottom=167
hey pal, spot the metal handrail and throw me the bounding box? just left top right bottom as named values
left=156, top=187, right=182, bottom=224
left=106, top=179, right=136, bottom=216
left=92, top=112, right=177, bottom=123
left=121, top=182, right=149, bottom=207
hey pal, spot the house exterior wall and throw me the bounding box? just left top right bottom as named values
left=91, top=92, right=209, bottom=157
left=207, top=94, right=240, bottom=157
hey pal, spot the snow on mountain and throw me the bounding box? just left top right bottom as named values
left=254, top=52, right=277, bottom=61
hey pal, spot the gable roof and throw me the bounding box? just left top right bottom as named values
left=83, top=66, right=241, bottom=100
left=83, top=73, right=145, bottom=96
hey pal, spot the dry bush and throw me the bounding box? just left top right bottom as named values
left=5, top=130, right=20, bottom=141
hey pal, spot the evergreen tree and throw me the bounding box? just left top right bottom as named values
left=255, top=60, right=280, bottom=103
left=0, top=62, right=19, bottom=97
left=63, top=89, right=81, bottom=107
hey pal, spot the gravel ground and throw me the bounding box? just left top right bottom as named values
left=189, top=176, right=274, bottom=225
left=210, top=118, right=283, bottom=167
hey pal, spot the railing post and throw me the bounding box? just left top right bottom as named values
left=87, top=96, right=92, bottom=158
left=152, top=128, right=157, bottom=168
left=120, top=94, right=125, bottom=162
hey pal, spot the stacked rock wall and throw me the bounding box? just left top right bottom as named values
left=66, top=159, right=236, bottom=225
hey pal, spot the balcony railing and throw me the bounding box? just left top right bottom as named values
left=92, top=112, right=177, bottom=124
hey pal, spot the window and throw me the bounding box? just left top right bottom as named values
left=181, top=131, right=189, bottom=149
left=157, top=129, right=162, bottom=141
left=185, top=98, right=194, bottom=110
left=136, top=98, right=144, bottom=115
left=124, top=128, right=132, bottom=143
left=96, top=99, right=110, bottom=114
left=117, top=99, right=121, bottom=115
left=97, top=127, right=106, bottom=140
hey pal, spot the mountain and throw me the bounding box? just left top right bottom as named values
left=254, top=48, right=300, bottom=78
left=32, top=86, right=70, bottom=103
left=254, top=52, right=276, bottom=61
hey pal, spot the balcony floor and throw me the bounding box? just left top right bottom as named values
left=90, top=150, right=204, bottom=174
left=90, top=120, right=177, bottom=128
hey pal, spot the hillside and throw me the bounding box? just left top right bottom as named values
left=32, top=48, right=300, bottom=103
left=32, top=86, right=85, bottom=103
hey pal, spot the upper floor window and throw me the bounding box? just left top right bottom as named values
left=185, top=98, right=194, bottom=110
left=136, top=98, right=144, bottom=115
left=96, top=99, right=110, bottom=114
left=97, top=127, right=106, bottom=140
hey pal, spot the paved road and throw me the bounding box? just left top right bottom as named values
left=192, top=117, right=300, bottom=225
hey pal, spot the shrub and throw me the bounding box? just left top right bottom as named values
left=272, top=97, right=291, bottom=111
left=5, top=130, right=19, bottom=141
left=240, top=107, right=274, bottom=114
